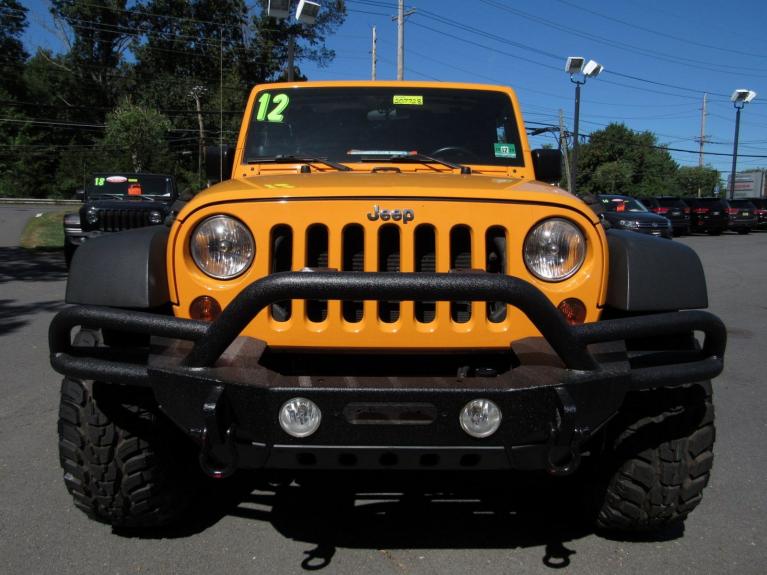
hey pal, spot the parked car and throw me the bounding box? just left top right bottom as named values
left=597, top=194, right=673, bottom=238
left=63, top=173, right=178, bottom=266
left=637, top=196, right=690, bottom=236
left=746, top=197, right=767, bottom=229
left=727, top=199, right=758, bottom=234
left=682, top=197, right=730, bottom=235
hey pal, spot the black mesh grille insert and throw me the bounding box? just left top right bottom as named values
left=306, top=224, right=328, bottom=322
left=378, top=225, right=400, bottom=323
left=270, top=225, right=293, bottom=321
left=450, top=225, right=472, bottom=323
left=342, top=225, right=365, bottom=323
left=486, top=226, right=507, bottom=323
left=414, top=224, right=436, bottom=323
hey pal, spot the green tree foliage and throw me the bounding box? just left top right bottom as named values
left=1, top=1, right=346, bottom=197
left=576, top=123, right=680, bottom=197
left=0, top=1, right=30, bottom=196
left=674, top=165, right=722, bottom=197
left=1, top=0, right=28, bottom=99
left=102, top=102, right=172, bottom=172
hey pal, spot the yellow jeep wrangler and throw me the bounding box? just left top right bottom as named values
left=51, top=81, right=724, bottom=532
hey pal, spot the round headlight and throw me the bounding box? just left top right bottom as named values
left=85, top=207, right=99, bottom=225
left=459, top=399, right=502, bottom=438
left=523, top=218, right=585, bottom=282
left=191, top=215, right=254, bottom=279
left=279, top=397, right=322, bottom=438
left=148, top=210, right=163, bottom=224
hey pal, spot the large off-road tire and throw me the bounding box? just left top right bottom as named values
left=58, top=377, right=198, bottom=528
left=591, top=382, right=714, bottom=533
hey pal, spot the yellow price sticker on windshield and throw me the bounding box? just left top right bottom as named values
left=393, top=95, right=423, bottom=105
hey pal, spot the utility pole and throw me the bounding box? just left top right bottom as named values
left=189, top=86, right=207, bottom=179
left=394, top=0, right=415, bottom=80
left=559, top=109, right=572, bottom=193
left=371, top=26, right=377, bottom=80
left=698, top=92, right=707, bottom=168
left=287, top=33, right=295, bottom=82
left=696, top=92, right=708, bottom=197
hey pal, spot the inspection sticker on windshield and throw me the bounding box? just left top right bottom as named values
left=494, top=143, right=516, bottom=158
left=393, top=95, right=423, bottom=105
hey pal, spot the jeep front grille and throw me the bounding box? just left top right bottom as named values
left=267, top=222, right=508, bottom=325
left=96, top=208, right=153, bottom=231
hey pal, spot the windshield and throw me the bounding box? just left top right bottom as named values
left=85, top=174, right=174, bottom=198
left=600, top=196, right=648, bottom=213
left=244, top=87, right=525, bottom=167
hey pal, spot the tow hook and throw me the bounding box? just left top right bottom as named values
left=546, top=387, right=585, bottom=476
left=195, top=385, right=239, bottom=479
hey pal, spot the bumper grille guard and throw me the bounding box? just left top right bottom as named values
left=50, top=271, right=726, bottom=390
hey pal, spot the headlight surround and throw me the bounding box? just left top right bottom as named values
left=190, top=215, right=255, bottom=279
left=85, top=207, right=99, bottom=225
left=618, top=219, right=640, bottom=228
left=523, top=218, right=586, bottom=282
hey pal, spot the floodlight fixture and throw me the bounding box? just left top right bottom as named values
left=583, top=60, right=604, bottom=78
left=296, top=0, right=320, bottom=24
left=729, top=88, right=757, bottom=199
left=565, top=57, right=585, bottom=75
left=267, top=0, right=291, bottom=19
left=731, top=89, right=757, bottom=105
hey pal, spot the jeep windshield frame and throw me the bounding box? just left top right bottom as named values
left=242, top=86, right=526, bottom=168
left=84, top=174, right=177, bottom=199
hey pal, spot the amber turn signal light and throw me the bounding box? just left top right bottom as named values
left=557, top=298, right=587, bottom=325
left=190, top=296, right=222, bottom=322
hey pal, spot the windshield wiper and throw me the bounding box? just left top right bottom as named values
left=246, top=155, right=351, bottom=172
left=91, top=193, right=125, bottom=200
left=349, top=151, right=471, bottom=174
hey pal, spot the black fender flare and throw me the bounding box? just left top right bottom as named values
left=605, top=229, right=708, bottom=312
left=66, top=226, right=170, bottom=308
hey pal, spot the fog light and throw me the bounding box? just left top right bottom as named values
left=459, top=399, right=501, bottom=438
left=189, top=296, right=222, bottom=322
left=279, top=397, right=322, bottom=438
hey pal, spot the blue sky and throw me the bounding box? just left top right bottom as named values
left=21, top=0, right=767, bottom=177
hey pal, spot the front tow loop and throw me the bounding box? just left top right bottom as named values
left=196, top=385, right=239, bottom=479
left=546, top=387, right=585, bottom=476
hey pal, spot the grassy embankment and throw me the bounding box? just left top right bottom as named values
left=19, top=211, right=67, bottom=249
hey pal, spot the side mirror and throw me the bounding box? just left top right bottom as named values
left=205, top=145, right=235, bottom=184
left=74, top=189, right=85, bottom=201
left=531, top=148, right=562, bottom=184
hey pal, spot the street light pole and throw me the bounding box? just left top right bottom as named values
left=565, top=57, right=602, bottom=196
left=571, top=80, right=582, bottom=196
left=728, top=89, right=757, bottom=199
left=730, top=104, right=742, bottom=200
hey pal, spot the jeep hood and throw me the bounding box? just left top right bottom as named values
left=180, top=173, right=599, bottom=224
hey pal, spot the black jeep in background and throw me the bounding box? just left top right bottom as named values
left=63, top=173, right=178, bottom=266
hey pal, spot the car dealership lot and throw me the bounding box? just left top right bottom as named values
left=1, top=205, right=765, bottom=575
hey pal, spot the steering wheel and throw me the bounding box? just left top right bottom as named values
left=429, top=146, right=481, bottom=161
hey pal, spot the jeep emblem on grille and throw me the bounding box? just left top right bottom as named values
left=366, top=205, right=415, bottom=224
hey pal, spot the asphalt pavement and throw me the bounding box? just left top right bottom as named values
left=0, top=204, right=765, bottom=574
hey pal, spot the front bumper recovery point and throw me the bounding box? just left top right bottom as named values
left=49, top=272, right=726, bottom=474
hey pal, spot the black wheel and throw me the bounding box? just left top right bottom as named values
left=737, top=228, right=750, bottom=235
left=589, top=382, right=714, bottom=533
left=707, top=229, right=721, bottom=236
left=58, top=377, right=200, bottom=527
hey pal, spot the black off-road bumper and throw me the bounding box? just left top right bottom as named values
left=49, top=272, right=726, bottom=477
